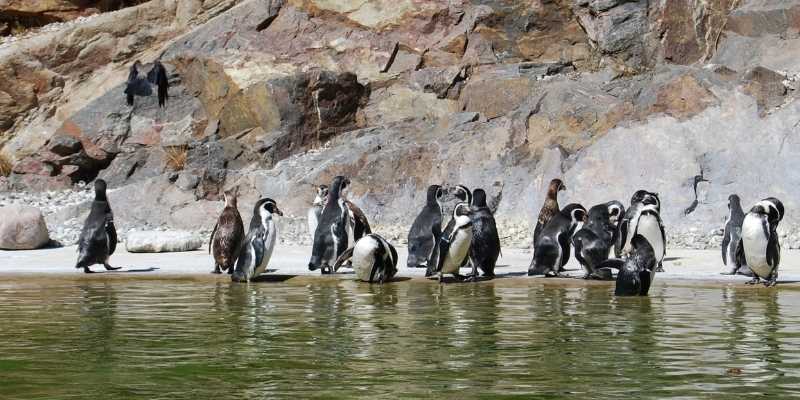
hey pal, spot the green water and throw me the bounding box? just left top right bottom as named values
left=1, top=279, right=800, bottom=399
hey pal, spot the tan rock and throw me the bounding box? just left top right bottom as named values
left=0, top=205, right=50, bottom=250
left=647, top=74, right=718, bottom=121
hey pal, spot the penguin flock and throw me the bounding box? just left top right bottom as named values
left=72, top=176, right=787, bottom=293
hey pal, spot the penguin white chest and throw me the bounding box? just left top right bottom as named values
left=742, top=214, right=771, bottom=277
left=352, top=237, right=380, bottom=282
left=255, top=221, right=277, bottom=277
left=307, top=206, right=321, bottom=239
left=637, top=214, right=664, bottom=263
left=442, top=227, right=473, bottom=274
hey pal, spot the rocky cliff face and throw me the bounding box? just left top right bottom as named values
left=1, top=0, right=800, bottom=249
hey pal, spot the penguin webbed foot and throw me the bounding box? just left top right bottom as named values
left=452, top=273, right=467, bottom=282
left=104, top=264, right=121, bottom=271
left=83, top=267, right=94, bottom=274
left=320, top=265, right=333, bottom=275
left=745, top=277, right=759, bottom=285
left=211, top=265, right=222, bottom=274
left=655, top=263, right=665, bottom=273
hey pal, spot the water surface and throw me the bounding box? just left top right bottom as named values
left=1, top=279, right=800, bottom=399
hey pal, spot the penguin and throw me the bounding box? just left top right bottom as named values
left=624, top=202, right=666, bottom=273
left=426, top=203, right=473, bottom=283
left=75, top=179, right=121, bottom=274
left=533, top=178, right=566, bottom=247
left=735, top=197, right=784, bottom=287
left=596, top=234, right=656, bottom=296
left=468, top=188, right=501, bottom=280
left=231, top=198, right=283, bottom=283
left=406, top=184, right=445, bottom=269
left=721, top=194, right=751, bottom=276
left=309, top=176, right=351, bottom=274
left=124, top=60, right=169, bottom=107
left=528, top=203, right=587, bottom=277
left=607, top=200, right=625, bottom=250
left=572, top=201, right=620, bottom=279
left=307, top=185, right=329, bottom=241
left=332, top=234, right=398, bottom=283
left=209, top=188, right=245, bottom=274
left=616, top=190, right=660, bottom=258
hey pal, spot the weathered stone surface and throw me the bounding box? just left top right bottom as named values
left=740, top=66, right=789, bottom=116
left=0, top=205, right=50, bottom=250
left=125, top=230, right=204, bottom=253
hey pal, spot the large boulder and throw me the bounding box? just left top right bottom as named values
left=125, top=230, right=204, bottom=253
left=0, top=205, right=50, bottom=249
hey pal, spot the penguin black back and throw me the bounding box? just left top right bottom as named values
left=407, top=184, right=444, bottom=269
left=309, top=176, right=349, bottom=272
left=533, top=178, right=566, bottom=247
left=572, top=203, right=617, bottom=279
left=469, top=188, right=501, bottom=279
left=528, top=203, right=586, bottom=277
left=722, top=194, right=747, bottom=274
left=597, top=234, right=656, bottom=296
left=75, top=179, right=120, bottom=273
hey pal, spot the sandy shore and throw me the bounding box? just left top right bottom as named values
left=3, top=244, right=800, bottom=288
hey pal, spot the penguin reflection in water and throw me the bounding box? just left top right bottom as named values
left=75, top=179, right=121, bottom=273
left=735, top=197, right=784, bottom=287
left=232, top=198, right=283, bottom=283
left=333, top=234, right=398, bottom=283
left=528, top=204, right=587, bottom=277
left=210, top=188, right=244, bottom=274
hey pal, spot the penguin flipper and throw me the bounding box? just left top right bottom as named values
left=106, top=219, right=118, bottom=256
left=532, top=222, right=544, bottom=248
left=721, top=225, right=731, bottom=266
left=734, top=238, right=746, bottom=269
left=596, top=258, right=625, bottom=270
left=333, top=246, right=355, bottom=272
left=616, top=219, right=628, bottom=257
left=209, top=223, right=218, bottom=254
left=767, top=231, right=781, bottom=269
left=639, top=269, right=652, bottom=296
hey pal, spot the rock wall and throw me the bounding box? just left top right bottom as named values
left=2, top=0, right=800, bottom=249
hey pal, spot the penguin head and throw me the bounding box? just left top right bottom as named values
left=562, top=203, right=587, bottom=224
left=255, top=198, right=283, bottom=217
left=330, top=176, right=350, bottom=197
left=587, top=203, right=611, bottom=224
left=94, top=179, right=108, bottom=201
left=450, top=185, right=472, bottom=205
left=752, top=197, right=784, bottom=224
left=472, top=188, right=488, bottom=208
left=548, top=179, right=566, bottom=194
left=631, top=190, right=660, bottom=209
left=426, top=185, right=443, bottom=204
left=223, top=188, right=238, bottom=208
left=313, top=185, right=329, bottom=206
left=727, top=194, right=741, bottom=210
left=605, top=200, right=625, bottom=225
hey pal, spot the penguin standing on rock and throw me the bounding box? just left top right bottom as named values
left=735, top=197, right=784, bottom=287
left=468, top=188, right=501, bottom=280
left=232, top=198, right=283, bottom=283
left=572, top=201, right=621, bottom=279
left=307, top=185, right=329, bottom=241
left=427, top=203, right=474, bottom=283
left=75, top=179, right=120, bottom=274
left=528, top=203, right=587, bottom=277
left=407, top=184, right=444, bottom=269
left=533, top=179, right=566, bottom=247
left=210, top=188, right=244, bottom=274
left=721, top=194, right=751, bottom=276
left=597, top=234, right=657, bottom=296
left=333, top=234, right=398, bottom=283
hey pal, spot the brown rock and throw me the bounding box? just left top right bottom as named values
left=648, top=74, right=718, bottom=121
left=741, top=67, right=788, bottom=116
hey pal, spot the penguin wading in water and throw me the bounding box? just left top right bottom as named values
left=735, top=197, right=784, bottom=287
left=624, top=202, right=666, bottom=273
left=468, top=188, right=501, bottom=280
left=210, top=188, right=245, bottom=274
left=407, top=184, right=445, bottom=269
left=616, top=190, right=661, bottom=258
left=426, top=203, right=474, bottom=283
left=232, top=198, right=283, bottom=282
left=597, top=234, right=657, bottom=296
left=528, top=204, right=587, bottom=277
left=533, top=178, right=566, bottom=247
left=307, top=185, right=329, bottom=241
left=309, top=176, right=354, bottom=273
left=572, top=201, right=623, bottom=279
left=75, top=179, right=121, bottom=273
left=721, top=194, right=751, bottom=276
left=333, top=234, right=398, bottom=283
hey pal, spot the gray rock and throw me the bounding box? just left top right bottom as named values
left=125, top=230, right=204, bottom=253
left=0, top=205, right=50, bottom=250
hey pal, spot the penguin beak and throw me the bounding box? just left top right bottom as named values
left=274, top=206, right=284, bottom=216
left=559, top=184, right=567, bottom=192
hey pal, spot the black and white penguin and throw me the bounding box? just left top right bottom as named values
left=721, top=194, right=751, bottom=276
left=624, top=202, right=666, bottom=273
left=572, top=201, right=620, bottom=279
left=616, top=190, right=660, bottom=258
left=735, top=197, right=784, bottom=287
left=426, top=203, right=473, bottom=283
left=75, top=179, right=120, bottom=274
left=533, top=178, right=566, bottom=247
left=528, top=203, right=587, bottom=277
left=468, top=188, right=501, bottom=280
left=307, top=184, right=329, bottom=241
left=210, top=188, right=245, bottom=274
left=407, top=184, right=445, bottom=269
left=309, top=176, right=351, bottom=274
left=333, top=234, right=398, bottom=283
left=124, top=59, right=169, bottom=107
left=597, top=234, right=656, bottom=296
left=232, top=198, right=283, bottom=283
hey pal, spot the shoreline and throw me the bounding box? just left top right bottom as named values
left=4, top=244, right=800, bottom=288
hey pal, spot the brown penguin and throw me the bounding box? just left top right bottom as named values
left=209, top=188, right=245, bottom=274
left=533, top=178, right=566, bottom=247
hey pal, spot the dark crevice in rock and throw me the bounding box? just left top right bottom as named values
left=255, top=14, right=278, bottom=32
left=683, top=171, right=709, bottom=216
left=381, top=42, right=400, bottom=73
